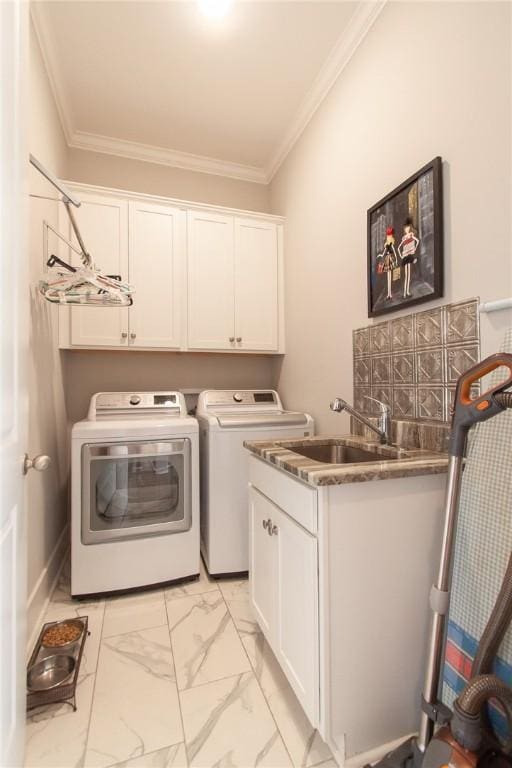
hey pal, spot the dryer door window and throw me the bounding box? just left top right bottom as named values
left=82, top=439, right=191, bottom=544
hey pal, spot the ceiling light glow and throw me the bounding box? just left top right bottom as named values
left=198, top=0, right=232, bottom=20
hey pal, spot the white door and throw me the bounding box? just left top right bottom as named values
left=1, top=1, right=28, bottom=764
left=187, top=211, right=235, bottom=350
left=63, top=193, right=129, bottom=347
left=234, top=218, right=278, bottom=351
left=275, top=507, right=319, bottom=726
left=249, top=488, right=277, bottom=640
left=128, top=202, right=184, bottom=349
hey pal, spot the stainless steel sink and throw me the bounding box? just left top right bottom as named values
left=290, top=443, right=399, bottom=464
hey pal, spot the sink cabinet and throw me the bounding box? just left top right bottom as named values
left=249, top=486, right=319, bottom=726
left=248, top=454, right=446, bottom=766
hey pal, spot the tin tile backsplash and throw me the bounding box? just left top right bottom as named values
left=353, top=298, right=480, bottom=422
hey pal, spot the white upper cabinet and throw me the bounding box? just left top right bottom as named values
left=234, top=218, right=279, bottom=352
left=128, top=201, right=184, bottom=349
left=62, top=192, right=129, bottom=347
left=58, top=183, right=284, bottom=353
left=187, top=211, right=235, bottom=350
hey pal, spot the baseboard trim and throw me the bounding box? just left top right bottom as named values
left=26, top=523, right=70, bottom=656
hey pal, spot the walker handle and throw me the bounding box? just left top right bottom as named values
left=449, top=352, right=512, bottom=457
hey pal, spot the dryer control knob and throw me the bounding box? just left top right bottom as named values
left=130, top=395, right=141, bottom=406
left=233, top=393, right=243, bottom=403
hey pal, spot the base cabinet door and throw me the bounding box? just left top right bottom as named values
left=275, top=505, right=319, bottom=726
left=63, top=193, right=129, bottom=347
left=249, top=485, right=319, bottom=727
left=249, top=487, right=277, bottom=640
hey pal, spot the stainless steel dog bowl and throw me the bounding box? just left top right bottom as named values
left=27, top=654, right=76, bottom=692
left=40, top=619, right=85, bottom=649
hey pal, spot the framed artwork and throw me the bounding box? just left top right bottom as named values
left=367, top=157, right=443, bottom=317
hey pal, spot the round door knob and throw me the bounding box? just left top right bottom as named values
left=23, top=454, right=51, bottom=475
left=229, top=337, right=235, bottom=343
left=236, top=337, right=242, bottom=343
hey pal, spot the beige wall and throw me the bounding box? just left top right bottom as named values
left=63, top=351, right=276, bottom=424
left=67, top=147, right=270, bottom=213
left=270, top=1, right=512, bottom=434
left=27, top=20, right=70, bottom=637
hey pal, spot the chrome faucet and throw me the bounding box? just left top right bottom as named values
left=330, top=396, right=392, bottom=445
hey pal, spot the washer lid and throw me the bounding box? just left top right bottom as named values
left=215, top=411, right=309, bottom=428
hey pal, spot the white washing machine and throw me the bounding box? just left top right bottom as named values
left=197, top=390, right=314, bottom=576
left=71, top=391, right=199, bottom=597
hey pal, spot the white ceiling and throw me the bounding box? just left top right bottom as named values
left=32, top=1, right=384, bottom=183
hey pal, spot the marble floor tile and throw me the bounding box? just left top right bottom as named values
left=218, top=579, right=260, bottom=639
left=109, top=743, right=188, bottom=768
left=25, top=671, right=95, bottom=768
left=180, top=671, right=292, bottom=767
left=243, top=633, right=333, bottom=768
left=102, top=590, right=167, bottom=638
left=164, top=561, right=219, bottom=602
left=84, top=626, right=182, bottom=768
left=166, top=591, right=250, bottom=691
left=217, top=578, right=248, bottom=600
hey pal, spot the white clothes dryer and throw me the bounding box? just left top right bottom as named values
left=71, top=391, right=199, bottom=597
left=197, top=390, right=314, bottom=576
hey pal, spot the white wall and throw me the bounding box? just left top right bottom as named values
left=27, top=19, right=70, bottom=638
left=270, top=1, right=512, bottom=434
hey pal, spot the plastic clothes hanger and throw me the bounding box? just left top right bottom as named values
left=30, top=155, right=134, bottom=307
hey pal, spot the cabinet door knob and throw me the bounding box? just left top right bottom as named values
left=262, top=519, right=268, bottom=530
left=130, top=332, right=136, bottom=339
left=271, top=524, right=278, bottom=536
left=229, top=336, right=235, bottom=343
left=121, top=332, right=128, bottom=339
left=236, top=337, right=242, bottom=343
left=267, top=519, right=273, bottom=536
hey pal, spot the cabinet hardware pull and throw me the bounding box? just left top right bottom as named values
left=236, top=337, right=242, bottom=343
left=267, top=519, right=273, bottom=536
left=271, top=524, right=278, bottom=536
left=262, top=519, right=268, bottom=530
left=130, top=332, right=136, bottom=339
left=229, top=336, right=235, bottom=343
left=121, top=332, right=128, bottom=339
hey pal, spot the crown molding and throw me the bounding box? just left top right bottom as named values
left=31, top=0, right=386, bottom=187
left=265, top=0, right=387, bottom=182
left=68, top=130, right=268, bottom=184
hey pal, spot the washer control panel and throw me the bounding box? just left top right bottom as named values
left=91, top=392, right=183, bottom=419
left=201, top=391, right=278, bottom=408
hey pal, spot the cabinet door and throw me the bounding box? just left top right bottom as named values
left=128, top=202, right=184, bottom=348
left=234, top=218, right=278, bottom=351
left=249, top=487, right=277, bottom=641
left=275, top=505, right=319, bottom=727
left=64, top=193, right=129, bottom=347
left=187, top=211, right=235, bottom=350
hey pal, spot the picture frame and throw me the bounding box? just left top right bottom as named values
left=367, top=157, right=443, bottom=318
